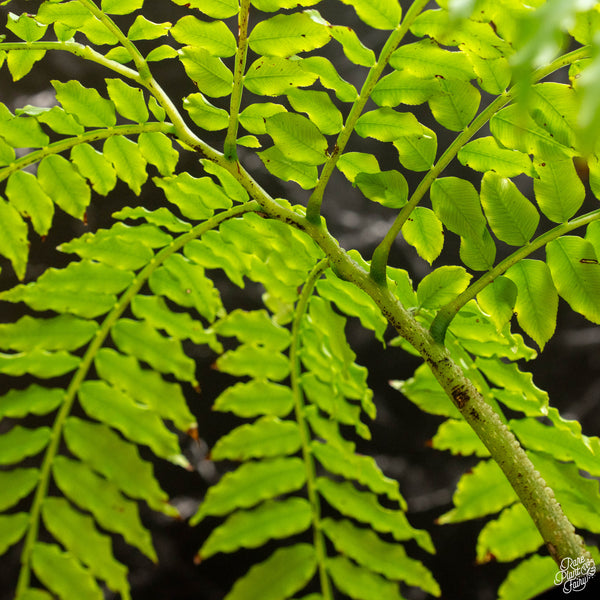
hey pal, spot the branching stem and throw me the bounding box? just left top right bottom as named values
left=305, top=0, right=430, bottom=223
left=369, top=45, right=593, bottom=284
left=430, top=208, right=600, bottom=343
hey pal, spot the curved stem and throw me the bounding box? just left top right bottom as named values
left=217, top=171, right=590, bottom=568
left=76, top=0, right=152, bottom=80
left=15, top=201, right=260, bottom=596
left=430, top=208, right=600, bottom=343
left=0, top=121, right=173, bottom=183
left=369, top=44, right=593, bottom=284
left=305, top=0, right=430, bottom=223
left=290, top=258, right=333, bottom=600
left=0, top=41, right=143, bottom=82
left=224, top=0, right=251, bottom=162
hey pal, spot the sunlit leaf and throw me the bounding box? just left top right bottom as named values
left=171, top=16, right=236, bottom=57
left=213, top=380, right=295, bottom=418
left=226, top=544, right=317, bottom=600
left=417, top=266, right=472, bottom=310
left=505, top=259, right=558, bottom=350
left=403, top=207, right=444, bottom=264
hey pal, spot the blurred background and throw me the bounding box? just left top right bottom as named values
left=0, top=1, right=599, bottom=598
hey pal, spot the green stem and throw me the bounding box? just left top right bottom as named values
left=370, top=92, right=511, bottom=284
left=290, top=258, right=333, bottom=600
left=15, top=201, right=260, bottom=596
left=77, top=0, right=151, bottom=79
left=214, top=166, right=590, bottom=568
left=430, top=208, right=600, bottom=343
left=0, top=121, right=173, bottom=183
left=305, top=0, right=430, bottom=224
left=369, top=44, right=593, bottom=284
left=0, top=41, right=143, bottom=82
left=224, top=0, right=251, bottom=162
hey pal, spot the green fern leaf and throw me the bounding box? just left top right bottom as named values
left=215, top=309, right=291, bottom=350
left=0, top=513, right=29, bottom=555
left=417, top=266, right=472, bottom=309
left=327, top=23, right=375, bottom=67
left=0, top=114, right=49, bottom=147
left=0, top=350, right=79, bottom=378
left=191, top=457, right=307, bottom=523
left=59, top=228, right=154, bottom=271
left=258, top=146, right=318, bottom=189
left=431, top=419, right=490, bottom=457
left=103, top=135, right=148, bottom=195
left=225, top=544, right=317, bottom=600
left=546, top=236, right=600, bottom=323
left=431, top=176, right=486, bottom=239
left=30, top=542, right=103, bottom=600
left=106, top=78, right=149, bottom=123
left=476, top=276, right=518, bottom=332
left=172, top=0, right=238, bottom=19
left=41, top=497, right=129, bottom=594
left=179, top=47, right=233, bottom=97
left=339, top=0, right=401, bottom=30
left=355, top=170, right=408, bottom=209
left=216, top=345, right=290, bottom=380
left=6, top=13, right=47, bottom=42
left=533, top=159, right=585, bottom=223
left=248, top=13, right=330, bottom=58
left=63, top=416, right=180, bottom=515
left=52, top=456, right=156, bottom=560
left=326, top=556, right=404, bottom=600
left=480, top=172, right=539, bottom=245
left=37, top=154, right=91, bottom=219
left=128, top=15, right=171, bottom=41
left=355, top=108, right=424, bottom=143
left=476, top=503, right=543, bottom=564
left=78, top=380, right=182, bottom=459
left=6, top=170, right=54, bottom=236
left=183, top=93, right=229, bottom=131
left=505, top=259, right=558, bottom=350
left=0, top=198, right=28, bottom=279
left=154, top=173, right=233, bottom=219
left=393, top=124, right=437, bottom=172
left=244, top=57, right=318, bottom=96
left=316, top=272, right=388, bottom=342
left=171, top=16, right=237, bottom=57
left=101, top=0, right=143, bottom=15
left=490, top=104, right=574, bottom=161
left=238, top=102, right=287, bottom=135
left=498, top=554, right=558, bottom=600
left=184, top=236, right=249, bottom=289
left=316, top=478, right=434, bottom=553
left=322, top=518, right=440, bottom=596
left=336, top=151, right=380, bottom=183
left=391, top=363, right=463, bottom=419
left=7, top=49, right=46, bottom=81
left=214, top=380, right=295, bottom=417
left=459, top=228, right=497, bottom=271
left=438, top=460, right=518, bottom=524
left=0, top=386, right=63, bottom=418
left=311, top=442, right=404, bottom=505
left=285, top=88, right=343, bottom=135
left=113, top=206, right=192, bottom=232
left=95, top=346, right=198, bottom=430
left=403, top=206, right=444, bottom=264
left=511, top=415, right=600, bottom=477
left=371, top=70, right=437, bottom=107
left=0, top=469, right=38, bottom=511
left=211, top=417, right=302, bottom=461
left=266, top=112, right=328, bottom=166
left=300, top=56, right=358, bottom=102
left=52, top=79, right=116, bottom=128
left=70, top=143, right=118, bottom=196
left=459, top=136, right=535, bottom=177
left=0, top=315, right=96, bottom=352
left=429, top=78, right=481, bottom=131
left=199, top=498, right=312, bottom=560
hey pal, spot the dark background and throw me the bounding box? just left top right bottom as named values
left=0, top=1, right=599, bottom=598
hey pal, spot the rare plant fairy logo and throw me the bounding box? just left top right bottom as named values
left=554, top=556, right=596, bottom=593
